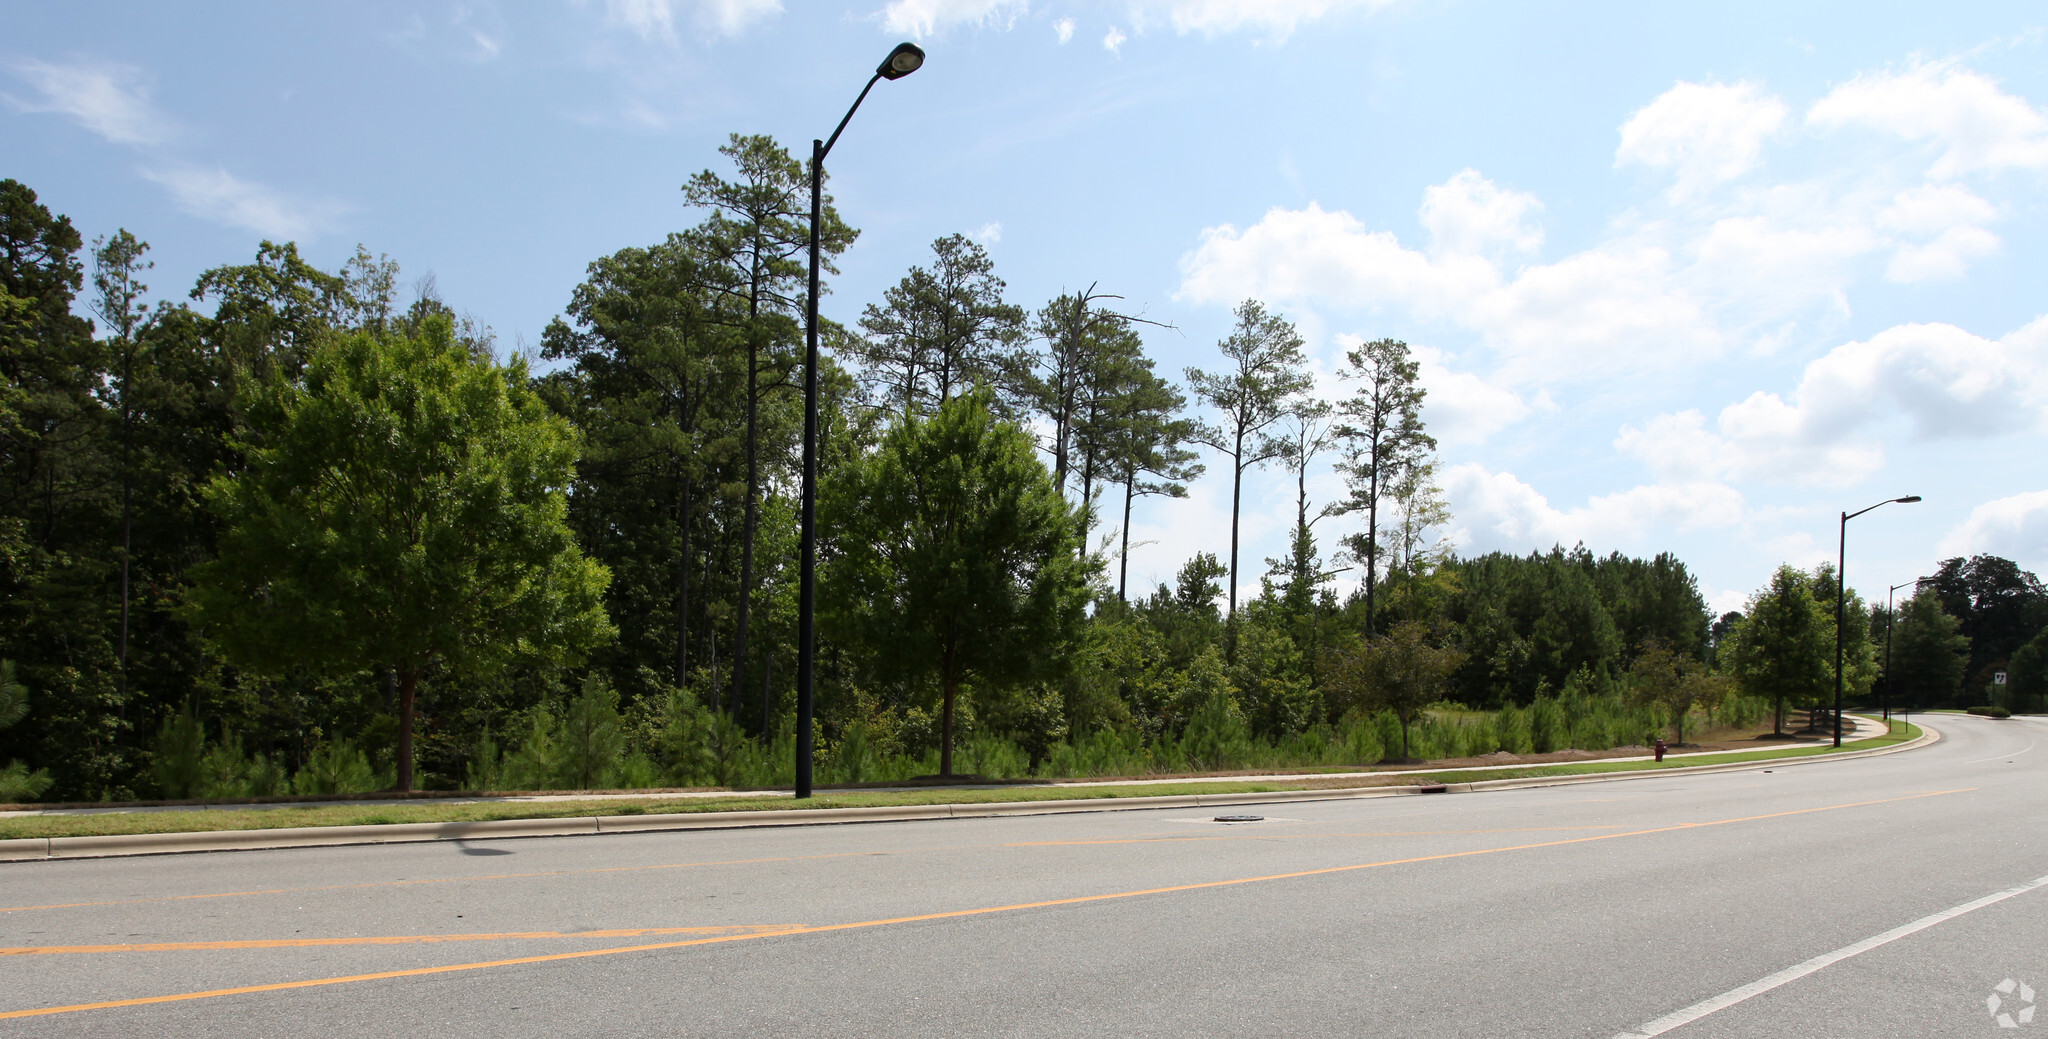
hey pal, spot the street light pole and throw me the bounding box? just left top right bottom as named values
left=1886, top=577, right=1929, bottom=734
left=796, top=42, right=924, bottom=799
left=1834, top=495, right=1921, bottom=747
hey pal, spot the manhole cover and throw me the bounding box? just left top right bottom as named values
left=1213, top=815, right=1264, bottom=822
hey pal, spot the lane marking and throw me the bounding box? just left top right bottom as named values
left=1612, top=871, right=2048, bottom=1038
left=1008, top=825, right=1629, bottom=847
left=1960, top=740, right=2036, bottom=766
left=0, top=847, right=970, bottom=915
left=0, top=787, right=1970, bottom=1021
left=0, top=925, right=800, bottom=956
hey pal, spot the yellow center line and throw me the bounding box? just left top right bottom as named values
left=0, top=925, right=801, bottom=956
left=0, top=787, right=1970, bottom=1021
left=1008, top=825, right=1631, bottom=847
left=0, top=846, right=975, bottom=914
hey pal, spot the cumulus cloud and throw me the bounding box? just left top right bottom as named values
left=1180, top=55, right=2040, bottom=379
left=879, top=0, right=1025, bottom=37
left=1808, top=60, right=2048, bottom=178
left=1103, top=25, right=1128, bottom=53
left=1054, top=16, right=1074, bottom=43
left=140, top=164, right=341, bottom=240
left=972, top=220, right=1003, bottom=244
left=1178, top=195, right=1714, bottom=378
left=1616, top=316, right=2048, bottom=487
left=1441, top=463, right=1746, bottom=554
left=1406, top=343, right=1536, bottom=445
left=604, top=0, right=781, bottom=41
left=1419, top=169, right=1542, bottom=259
left=5, top=57, right=173, bottom=145
left=1938, top=490, right=2048, bottom=565
left=1617, top=80, right=1788, bottom=197
left=1876, top=185, right=2000, bottom=282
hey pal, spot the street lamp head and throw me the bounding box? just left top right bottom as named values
left=879, top=42, right=925, bottom=80
left=1895, top=495, right=1922, bottom=504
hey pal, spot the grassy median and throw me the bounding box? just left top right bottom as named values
left=0, top=721, right=1920, bottom=842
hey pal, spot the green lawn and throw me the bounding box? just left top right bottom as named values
left=0, top=723, right=1922, bottom=842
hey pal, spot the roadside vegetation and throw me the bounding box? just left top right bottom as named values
left=0, top=720, right=1920, bottom=842
left=3, top=144, right=2040, bottom=807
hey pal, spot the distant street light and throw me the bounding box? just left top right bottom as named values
left=796, top=42, right=925, bottom=799
left=1835, top=496, right=1921, bottom=746
left=1885, top=576, right=1931, bottom=732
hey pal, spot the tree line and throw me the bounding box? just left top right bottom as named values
left=5, top=137, right=2043, bottom=801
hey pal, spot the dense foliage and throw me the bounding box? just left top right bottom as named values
left=2, top=155, right=2041, bottom=801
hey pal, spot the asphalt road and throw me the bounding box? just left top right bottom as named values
left=2, top=715, right=2043, bottom=1038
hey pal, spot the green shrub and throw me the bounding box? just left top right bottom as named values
left=466, top=730, right=505, bottom=791
left=1496, top=705, right=1534, bottom=755
left=0, top=661, right=52, bottom=802
left=245, top=753, right=289, bottom=797
left=196, top=734, right=253, bottom=799
left=0, top=761, right=52, bottom=803
left=292, top=739, right=382, bottom=795
left=1967, top=705, right=2012, bottom=718
left=557, top=675, right=625, bottom=789
left=1530, top=697, right=1564, bottom=754
left=500, top=708, right=565, bottom=789
left=614, top=752, right=662, bottom=788
left=150, top=709, right=208, bottom=799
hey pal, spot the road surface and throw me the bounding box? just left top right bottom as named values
left=2, top=714, right=2041, bottom=1037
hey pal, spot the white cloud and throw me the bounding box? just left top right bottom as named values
left=1442, top=463, right=1745, bottom=553
left=1054, top=16, right=1075, bottom=43
left=5, top=57, right=172, bottom=145
left=1938, top=490, right=2048, bottom=565
left=1617, top=80, right=1788, bottom=197
left=1808, top=60, right=2048, bottom=179
left=972, top=220, right=1003, bottom=244
left=1876, top=185, right=2000, bottom=282
left=1138, top=0, right=1399, bottom=40
left=139, top=164, right=340, bottom=240
left=1419, top=168, right=1542, bottom=259
left=1407, top=343, right=1535, bottom=446
left=879, top=0, right=1025, bottom=37
left=1178, top=197, right=1714, bottom=379
left=604, top=0, right=781, bottom=41
left=1103, top=25, right=1128, bottom=53
left=1617, top=316, right=2048, bottom=487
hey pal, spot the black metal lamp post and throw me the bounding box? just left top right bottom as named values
left=1834, top=495, right=1921, bottom=746
left=797, top=42, right=924, bottom=799
left=1885, top=576, right=1930, bottom=733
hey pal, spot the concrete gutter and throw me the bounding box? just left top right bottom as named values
left=0, top=724, right=1937, bottom=863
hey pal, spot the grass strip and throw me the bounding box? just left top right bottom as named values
left=0, top=724, right=1920, bottom=842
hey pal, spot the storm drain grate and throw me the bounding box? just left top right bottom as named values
left=1212, top=815, right=1265, bottom=823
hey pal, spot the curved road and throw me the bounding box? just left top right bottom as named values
left=2, top=715, right=2043, bottom=1037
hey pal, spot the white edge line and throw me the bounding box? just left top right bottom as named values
left=1960, top=740, right=2036, bottom=766
left=1613, top=872, right=2048, bottom=1038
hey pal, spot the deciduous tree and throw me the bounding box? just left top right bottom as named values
left=823, top=391, right=1090, bottom=776
left=191, top=316, right=614, bottom=790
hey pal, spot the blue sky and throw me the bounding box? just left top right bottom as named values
left=6, top=0, right=2045, bottom=614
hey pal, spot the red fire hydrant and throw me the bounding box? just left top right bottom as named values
left=1654, top=738, right=1667, bottom=762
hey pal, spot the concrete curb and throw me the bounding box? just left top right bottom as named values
left=0, top=725, right=1938, bottom=863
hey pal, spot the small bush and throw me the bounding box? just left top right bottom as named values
left=150, top=709, right=208, bottom=799
left=0, top=761, right=52, bottom=802
left=1967, top=705, right=2012, bottom=718
left=293, top=739, right=382, bottom=795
